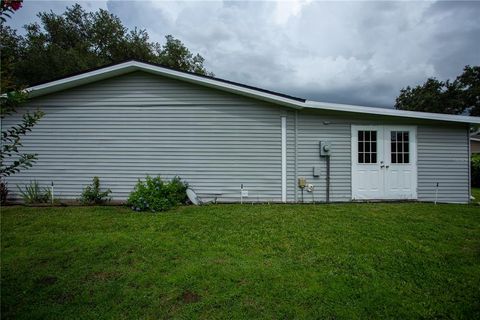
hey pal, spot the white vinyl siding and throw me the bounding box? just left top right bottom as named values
left=2, top=71, right=470, bottom=204
left=2, top=72, right=289, bottom=202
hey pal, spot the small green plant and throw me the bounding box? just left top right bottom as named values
left=128, top=175, right=188, bottom=212
left=472, top=154, right=480, bottom=188
left=0, top=180, right=8, bottom=205
left=79, top=177, right=111, bottom=205
left=17, top=180, right=51, bottom=204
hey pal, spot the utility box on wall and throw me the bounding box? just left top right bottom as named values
left=313, top=166, right=320, bottom=177
left=320, top=141, right=332, bottom=157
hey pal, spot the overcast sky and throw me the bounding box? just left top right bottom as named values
left=6, top=0, right=480, bottom=108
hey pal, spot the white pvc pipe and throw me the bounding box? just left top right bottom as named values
left=281, top=116, right=287, bottom=203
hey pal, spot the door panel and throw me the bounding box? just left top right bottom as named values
left=351, top=125, right=417, bottom=200
left=351, top=126, right=384, bottom=199
left=384, top=127, right=417, bottom=199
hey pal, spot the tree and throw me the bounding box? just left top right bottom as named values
left=3, top=4, right=212, bottom=87
left=1, top=0, right=44, bottom=204
left=457, top=66, right=480, bottom=116
left=1, top=92, right=44, bottom=177
left=158, top=35, right=210, bottom=76
left=395, top=66, right=480, bottom=116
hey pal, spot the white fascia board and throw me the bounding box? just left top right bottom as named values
left=26, top=62, right=139, bottom=97
left=26, top=61, right=305, bottom=110
left=306, top=101, right=480, bottom=125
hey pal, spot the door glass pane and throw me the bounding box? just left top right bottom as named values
left=390, top=131, right=410, bottom=164
left=358, top=130, right=377, bottom=164
left=397, top=132, right=403, bottom=141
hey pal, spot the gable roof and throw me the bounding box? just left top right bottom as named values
left=25, top=60, right=480, bottom=125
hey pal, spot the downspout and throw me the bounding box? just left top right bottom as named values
left=294, top=110, right=298, bottom=203
left=468, top=125, right=471, bottom=202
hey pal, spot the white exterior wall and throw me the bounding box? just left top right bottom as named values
left=1, top=71, right=470, bottom=203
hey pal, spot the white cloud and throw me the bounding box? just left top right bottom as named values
left=7, top=0, right=480, bottom=107
left=272, top=0, right=312, bottom=25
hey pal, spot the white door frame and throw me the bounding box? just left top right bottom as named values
left=351, top=125, right=417, bottom=200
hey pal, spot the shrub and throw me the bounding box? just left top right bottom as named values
left=80, top=176, right=111, bottom=205
left=472, top=154, right=480, bottom=188
left=0, top=180, right=8, bottom=205
left=17, top=180, right=51, bottom=204
left=127, top=175, right=188, bottom=212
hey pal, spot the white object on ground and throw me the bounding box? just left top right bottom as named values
left=186, top=188, right=200, bottom=205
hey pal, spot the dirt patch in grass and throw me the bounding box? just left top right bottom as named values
left=36, top=276, right=57, bottom=286
left=180, top=290, right=201, bottom=304
left=54, top=292, right=75, bottom=305
left=84, top=271, right=120, bottom=282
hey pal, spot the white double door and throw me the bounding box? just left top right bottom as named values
left=351, top=125, right=417, bottom=200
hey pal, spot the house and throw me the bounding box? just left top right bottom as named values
left=471, top=133, right=480, bottom=154
left=3, top=60, right=480, bottom=204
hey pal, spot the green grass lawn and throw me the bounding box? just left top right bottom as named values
left=2, top=203, right=480, bottom=319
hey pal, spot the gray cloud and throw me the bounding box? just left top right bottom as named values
left=6, top=0, right=480, bottom=108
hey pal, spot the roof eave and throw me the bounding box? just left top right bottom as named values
left=26, top=62, right=139, bottom=98
left=26, top=61, right=305, bottom=110
left=306, top=101, right=480, bottom=125
left=23, top=60, right=480, bottom=125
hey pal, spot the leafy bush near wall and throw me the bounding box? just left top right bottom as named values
left=128, top=176, right=188, bottom=212
left=17, top=180, right=51, bottom=204
left=80, top=177, right=111, bottom=205
left=472, top=154, right=480, bottom=188
left=0, top=181, right=8, bottom=205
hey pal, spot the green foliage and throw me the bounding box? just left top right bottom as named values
left=1, top=4, right=212, bottom=88
left=471, top=154, right=480, bottom=188
left=0, top=26, right=23, bottom=93
left=158, top=35, right=210, bottom=76
left=0, top=0, right=43, bottom=184
left=128, top=175, right=188, bottom=212
left=395, top=65, right=480, bottom=116
left=458, top=66, right=480, bottom=116
left=1, top=91, right=44, bottom=178
left=0, top=180, right=8, bottom=204
left=17, top=180, right=51, bottom=204
left=79, top=176, right=112, bottom=205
